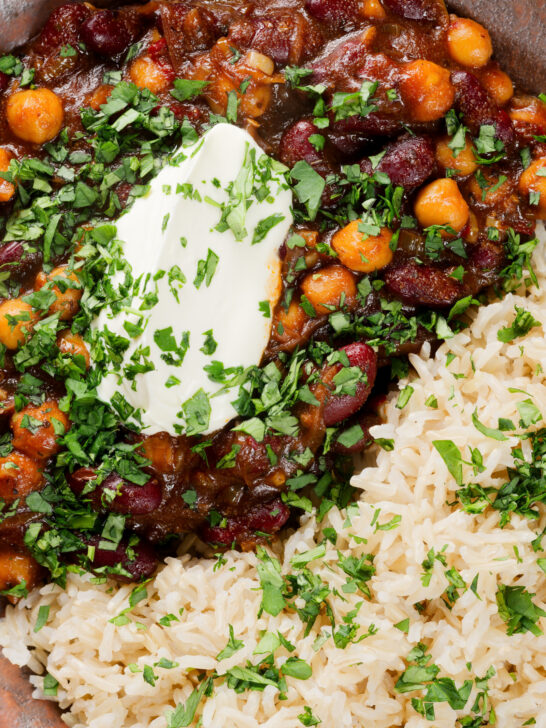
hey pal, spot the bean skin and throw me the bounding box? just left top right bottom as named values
left=322, top=342, right=378, bottom=426
left=328, top=114, right=402, bottom=157
left=0, top=242, right=42, bottom=286
left=69, top=468, right=162, bottom=515
left=80, top=10, right=132, bottom=58
left=201, top=498, right=290, bottom=544
left=82, top=535, right=158, bottom=582
left=331, top=415, right=375, bottom=454
left=0, top=73, right=9, bottom=93
left=0, top=241, right=23, bottom=267
left=279, top=119, right=327, bottom=170
left=468, top=240, right=505, bottom=274
left=361, top=134, right=435, bottom=189
left=384, top=261, right=467, bottom=307
left=279, top=119, right=339, bottom=207
left=36, top=3, right=91, bottom=54
left=381, top=0, right=445, bottom=22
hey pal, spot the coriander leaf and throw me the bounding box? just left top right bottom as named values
left=433, top=440, right=463, bottom=485
left=290, top=161, right=325, bottom=220
left=471, top=410, right=507, bottom=441
left=170, top=79, right=209, bottom=102
left=216, top=624, right=244, bottom=661
left=497, top=306, right=540, bottom=343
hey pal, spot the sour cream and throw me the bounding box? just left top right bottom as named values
left=95, top=124, right=293, bottom=436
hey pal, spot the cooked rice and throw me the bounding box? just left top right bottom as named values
left=2, top=230, right=546, bottom=727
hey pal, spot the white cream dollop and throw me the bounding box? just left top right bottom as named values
left=94, top=124, right=293, bottom=435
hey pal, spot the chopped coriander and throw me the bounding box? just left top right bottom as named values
left=394, top=618, right=409, bottom=633
left=497, top=306, right=540, bottom=343
left=170, top=78, right=209, bottom=102
left=496, top=583, right=546, bottom=636
left=396, top=385, right=414, bottom=409
left=298, top=706, right=321, bottom=726
left=471, top=410, right=508, bottom=441
left=290, top=161, right=325, bottom=220
left=165, top=677, right=213, bottom=727
left=193, top=249, right=219, bottom=289
left=33, top=604, right=50, bottom=633
left=433, top=440, right=463, bottom=485
left=217, top=624, right=244, bottom=661
left=43, top=673, right=59, bottom=696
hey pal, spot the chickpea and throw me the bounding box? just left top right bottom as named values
left=435, top=135, right=478, bottom=176
left=57, top=329, right=90, bottom=367
left=87, top=84, right=114, bottom=111
left=11, top=400, right=70, bottom=460
left=0, top=298, right=39, bottom=350
left=0, top=550, right=40, bottom=600
left=273, top=299, right=308, bottom=344
left=519, top=158, right=546, bottom=219
left=138, top=432, right=181, bottom=474
left=509, top=96, right=546, bottom=132
left=361, top=0, right=386, bottom=19
left=414, top=178, right=469, bottom=232
left=298, top=230, right=319, bottom=247
left=480, top=67, right=513, bottom=106
left=469, top=171, right=511, bottom=206
left=35, top=265, right=82, bottom=321
left=400, top=60, right=455, bottom=122
left=6, top=88, right=64, bottom=145
left=130, top=56, right=171, bottom=93
left=240, top=84, right=272, bottom=118
left=300, top=265, right=357, bottom=315
left=332, top=221, right=393, bottom=273
left=0, top=148, right=15, bottom=203
left=0, top=451, right=44, bottom=502
left=447, top=15, right=492, bottom=68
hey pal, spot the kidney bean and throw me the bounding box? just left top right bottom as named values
left=201, top=498, right=290, bottom=545
left=80, top=10, right=132, bottom=58
left=0, top=72, right=9, bottom=93
left=367, top=134, right=435, bottom=189
left=280, top=119, right=340, bottom=207
left=280, top=119, right=327, bottom=169
left=323, top=342, right=378, bottom=426
left=36, top=3, right=91, bottom=54
left=0, top=241, right=42, bottom=283
left=304, top=0, right=360, bottom=26
left=247, top=499, right=290, bottom=532
left=381, top=0, right=444, bottom=21
left=328, top=115, right=402, bottom=157
left=452, top=70, right=515, bottom=149
left=201, top=520, right=242, bottom=545
left=360, top=134, right=435, bottom=187
left=468, top=240, right=505, bottom=273
left=384, top=261, right=466, bottom=307
left=331, top=416, right=375, bottom=454
left=82, top=535, right=158, bottom=582
left=0, top=241, right=24, bottom=268
left=69, top=468, right=162, bottom=515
